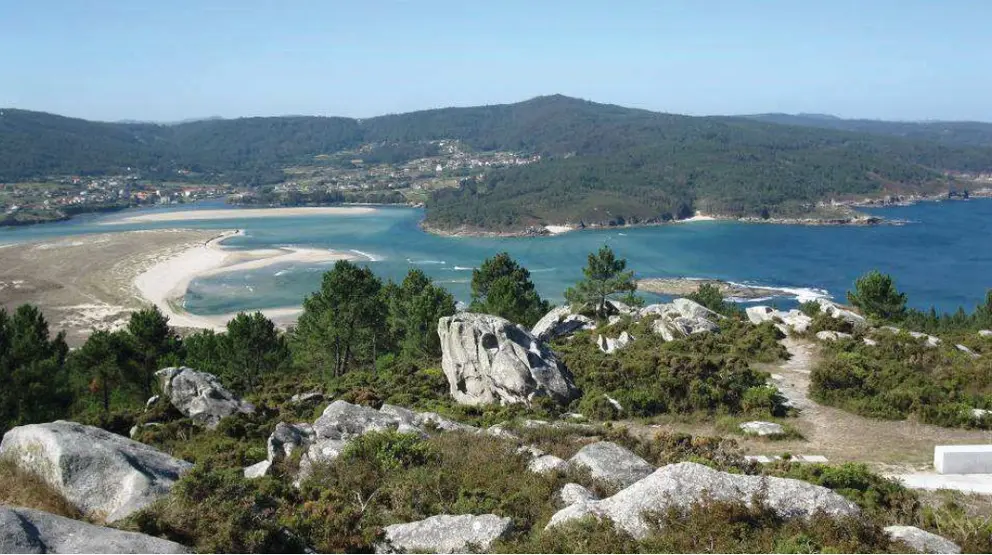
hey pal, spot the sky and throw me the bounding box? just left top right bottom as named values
left=2, top=0, right=990, bottom=122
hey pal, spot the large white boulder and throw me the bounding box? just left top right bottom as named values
left=378, top=514, right=512, bottom=554
left=816, top=330, right=853, bottom=342
left=815, top=299, right=867, bottom=329
left=155, top=367, right=254, bottom=429
left=0, top=505, right=189, bottom=553
left=437, top=313, right=580, bottom=406
left=0, top=421, right=192, bottom=522
left=568, top=441, right=654, bottom=488
left=885, top=525, right=961, bottom=554
left=531, top=305, right=595, bottom=342
left=528, top=454, right=569, bottom=474
left=547, top=462, right=859, bottom=538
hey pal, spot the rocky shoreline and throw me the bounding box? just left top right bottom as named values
left=636, top=278, right=804, bottom=300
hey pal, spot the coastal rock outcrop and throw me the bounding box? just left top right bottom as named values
left=546, top=462, right=859, bottom=538
left=378, top=514, right=512, bottom=554
left=531, top=305, right=595, bottom=342
left=0, top=505, right=189, bottom=554
left=0, top=421, right=192, bottom=522
left=156, top=367, right=255, bottom=429
left=885, top=525, right=961, bottom=554
left=437, top=313, right=580, bottom=406
left=568, top=441, right=654, bottom=488
left=746, top=307, right=812, bottom=335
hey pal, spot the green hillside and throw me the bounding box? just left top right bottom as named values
left=4, top=96, right=992, bottom=230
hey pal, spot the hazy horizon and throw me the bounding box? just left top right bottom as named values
left=3, top=1, right=991, bottom=123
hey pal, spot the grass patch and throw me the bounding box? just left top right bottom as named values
left=0, top=459, right=82, bottom=520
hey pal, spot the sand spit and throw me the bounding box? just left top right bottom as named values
left=103, top=206, right=377, bottom=225
left=133, top=230, right=357, bottom=330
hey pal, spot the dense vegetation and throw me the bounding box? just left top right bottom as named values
left=809, top=272, right=992, bottom=428
left=6, top=96, right=992, bottom=231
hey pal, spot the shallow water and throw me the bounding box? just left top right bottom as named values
left=1, top=198, right=990, bottom=316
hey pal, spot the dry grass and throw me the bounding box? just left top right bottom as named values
left=0, top=459, right=81, bottom=519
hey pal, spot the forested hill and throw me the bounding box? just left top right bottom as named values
left=743, top=113, right=992, bottom=148
left=4, top=96, right=992, bottom=230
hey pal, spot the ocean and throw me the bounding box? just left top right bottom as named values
left=1, top=199, right=990, bottom=317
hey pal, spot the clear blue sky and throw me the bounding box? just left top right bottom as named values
left=2, top=0, right=990, bottom=122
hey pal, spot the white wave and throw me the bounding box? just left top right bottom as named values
left=448, top=266, right=473, bottom=271
left=726, top=296, right=776, bottom=303
left=618, top=233, right=627, bottom=236
left=274, top=269, right=291, bottom=277
left=351, top=249, right=381, bottom=262
left=726, top=280, right=832, bottom=302
left=407, top=258, right=446, bottom=265
left=529, top=268, right=557, bottom=273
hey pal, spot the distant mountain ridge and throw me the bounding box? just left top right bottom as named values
left=3, top=95, right=992, bottom=231
left=742, top=113, right=992, bottom=148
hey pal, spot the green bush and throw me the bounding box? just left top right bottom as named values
left=767, top=462, right=919, bottom=521
left=810, top=332, right=992, bottom=429
left=127, top=464, right=304, bottom=553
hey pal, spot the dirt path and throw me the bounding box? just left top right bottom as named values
left=626, top=335, right=989, bottom=472
left=763, top=337, right=990, bottom=471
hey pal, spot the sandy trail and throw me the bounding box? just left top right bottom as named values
left=132, top=231, right=357, bottom=330
left=764, top=337, right=990, bottom=470
left=103, top=206, right=376, bottom=225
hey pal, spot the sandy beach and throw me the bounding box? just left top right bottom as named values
left=0, top=230, right=221, bottom=344
left=103, top=206, right=376, bottom=225
left=133, top=230, right=357, bottom=330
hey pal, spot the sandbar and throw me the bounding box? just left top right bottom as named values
left=133, top=231, right=357, bottom=330
left=103, top=206, right=376, bottom=225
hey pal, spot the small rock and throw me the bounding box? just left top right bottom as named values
left=596, top=331, right=633, bottom=354
left=604, top=394, right=624, bottom=412
left=486, top=423, right=520, bottom=440
left=145, top=395, right=160, bottom=409
left=289, top=391, right=324, bottom=404
left=531, top=305, right=596, bottom=342
left=739, top=421, right=786, bottom=436
left=517, top=445, right=545, bottom=459
left=971, top=408, right=990, bottom=420
left=244, top=460, right=271, bottom=479
left=816, top=330, right=852, bottom=342
left=529, top=455, right=569, bottom=474
left=955, top=344, right=980, bottom=358
left=156, top=367, right=255, bottom=429
left=908, top=331, right=942, bottom=348
left=559, top=483, right=598, bottom=506
left=885, top=525, right=961, bottom=554
left=378, top=514, right=512, bottom=554
left=268, top=422, right=316, bottom=461
left=0, top=505, right=189, bottom=553
left=863, top=338, right=878, bottom=346
left=569, top=441, right=654, bottom=488
left=979, top=329, right=992, bottom=337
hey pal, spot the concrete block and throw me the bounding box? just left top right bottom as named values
left=934, top=445, right=992, bottom=474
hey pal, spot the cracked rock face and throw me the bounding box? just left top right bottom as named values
left=0, top=421, right=192, bottom=522
left=438, top=313, right=580, bottom=406
left=531, top=305, right=596, bottom=342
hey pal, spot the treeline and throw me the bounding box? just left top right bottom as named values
left=745, top=113, right=992, bottom=149
left=231, top=188, right=407, bottom=207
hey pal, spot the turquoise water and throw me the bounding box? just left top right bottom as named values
left=1, top=199, right=990, bottom=315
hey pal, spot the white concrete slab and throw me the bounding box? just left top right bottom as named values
left=934, top=444, right=992, bottom=474
left=892, top=473, right=992, bottom=495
